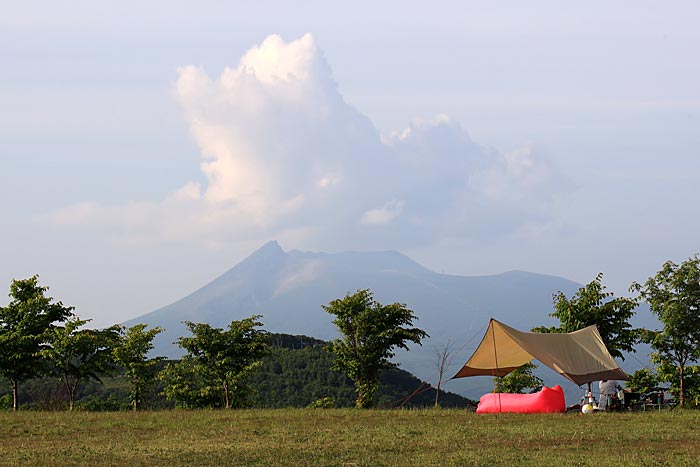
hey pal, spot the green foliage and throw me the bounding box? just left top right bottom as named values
left=649, top=360, right=700, bottom=407
left=176, top=316, right=269, bottom=409
left=493, top=363, right=544, bottom=394
left=532, top=273, right=638, bottom=360
left=77, top=394, right=131, bottom=412
left=250, top=334, right=472, bottom=408
left=632, top=255, right=700, bottom=406
left=626, top=368, right=661, bottom=399
left=324, top=289, right=428, bottom=408
left=159, top=357, right=223, bottom=408
left=308, top=397, right=335, bottom=408
left=681, top=366, right=700, bottom=407
left=113, top=324, right=164, bottom=411
left=43, top=317, right=120, bottom=410
left=251, top=343, right=356, bottom=408
left=0, top=332, right=471, bottom=410
left=0, top=276, right=74, bottom=410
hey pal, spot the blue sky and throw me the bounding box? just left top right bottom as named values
left=2, top=1, right=699, bottom=327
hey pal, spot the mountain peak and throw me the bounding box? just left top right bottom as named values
left=234, top=240, right=287, bottom=269
left=255, top=240, right=285, bottom=255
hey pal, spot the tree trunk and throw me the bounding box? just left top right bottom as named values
left=435, top=380, right=441, bottom=408
left=68, top=382, right=76, bottom=411
left=64, top=374, right=77, bottom=411
left=355, top=371, right=378, bottom=409
left=355, top=376, right=365, bottom=409
left=679, top=364, right=685, bottom=407
left=223, top=380, right=231, bottom=409
left=355, top=391, right=365, bottom=409
left=12, top=379, right=18, bottom=411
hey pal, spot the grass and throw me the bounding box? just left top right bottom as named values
left=1, top=408, right=699, bottom=466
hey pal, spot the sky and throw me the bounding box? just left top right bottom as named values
left=2, top=1, right=699, bottom=327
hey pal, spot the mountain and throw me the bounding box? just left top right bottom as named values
left=126, top=240, right=578, bottom=355
left=124, top=241, right=644, bottom=400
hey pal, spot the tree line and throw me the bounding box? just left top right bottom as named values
left=495, top=255, right=700, bottom=408
left=0, top=334, right=470, bottom=410
left=2, top=253, right=700, bottom=409
left=0, top=278, right=428, bottom=410
left=0, top=278, right=270, bottom=411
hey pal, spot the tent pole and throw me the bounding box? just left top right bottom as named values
left=491, top=320, right=502, bottom=413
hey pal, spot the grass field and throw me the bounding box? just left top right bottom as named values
left=1, top=409, right=698, bottom=466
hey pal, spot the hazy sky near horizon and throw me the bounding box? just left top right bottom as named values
left=2, top=1, right=699, bottom=327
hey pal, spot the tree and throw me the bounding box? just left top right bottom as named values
left=0, top=276, right=74, bottom=410
left=177, top=316, right=269, bottom=409
left=626, top=368, right=661, bottom=400
left=493, top=363, right=543, bottom=394
left=631, top=255, right=700, bottom=406
left=113, top=324, right=164, bottom=411
left=433, top=339, right=456, bottom=407
left=323, top=289, right=428, bottom=408
left=43, top=317, right=120, bottom=410
left=533, top=273, right=639, bottom=360
left=159, top=357, right=223, bottom=408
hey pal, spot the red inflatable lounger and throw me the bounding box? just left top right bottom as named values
left=476, top=385, right=566, bottom=414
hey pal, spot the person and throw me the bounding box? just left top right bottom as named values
left=598, top=380, right=618, bottom=410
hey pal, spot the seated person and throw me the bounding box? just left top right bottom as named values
left=598, top=379, right=618, bottom=410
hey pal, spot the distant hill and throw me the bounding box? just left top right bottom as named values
left=124, top=241, right=652, bottom=400
left=0, top=333, right=472, bottom=410
left=252, top=334, right=472, bottom=408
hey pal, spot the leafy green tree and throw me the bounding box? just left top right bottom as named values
left=493, top=362, right=544, bottom=394
left=177, top=316, right=269, bottom=409
left=640, top=359, right=700, bottom=407
left=323, top=289, right=428, bottom=408
left=0, top=276, right=74, bottom=410
left=43, top=317, right=120, bottom=410
left=113, top=324, right=164, bottom=411
left=533, top=273, right=639, bottom=360
left=639, top=332, right=700, bottom=407
left=159, top=357, right=222, bottom=408
left=626, top=368, right=661, bottom=400
left=679, top=366, right=700, bottom=407
left=632, top=255, right=700, bottom=406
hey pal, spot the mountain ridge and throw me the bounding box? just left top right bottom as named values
left=124, top=241, right=596, bottom=398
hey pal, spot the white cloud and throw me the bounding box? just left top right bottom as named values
left=361, top=200, right=405, bottom=225
left=472, top=145, right=557, bottom=201
left=43, top=33, right=571, bottom=250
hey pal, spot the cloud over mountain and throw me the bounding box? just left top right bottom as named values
left=44, top=33, right=570, bottom=251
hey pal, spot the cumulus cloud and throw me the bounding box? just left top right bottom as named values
left=361, top=200, right=405, bottom=226
left=43, top=33, right=571, bottom=250
left=472, top=144, right=568, bottom=203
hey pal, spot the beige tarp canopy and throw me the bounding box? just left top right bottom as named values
left=453, top=319, right=629, bottom=386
